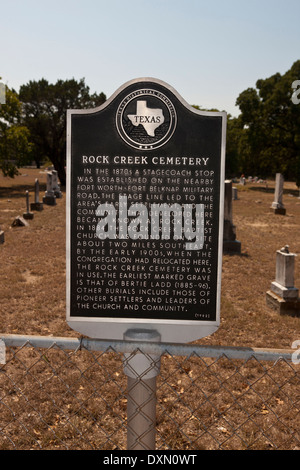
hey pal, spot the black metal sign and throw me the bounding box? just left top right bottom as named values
left=66, top=78, right=226, bottom=342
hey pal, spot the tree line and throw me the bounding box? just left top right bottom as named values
left=0, top=78, right=106, bottom=186
left=226, top=60, right=300, bottom=186
left=1, top=60, right=300, bottom=187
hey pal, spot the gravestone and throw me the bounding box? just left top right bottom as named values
left=223, top=180, right=241, bottom=254
left=23, top=191, right=34, bottom=220
left=266, top=246, right=300, bottom=316
left=43, top=172, right=56, bottom=206
left=232, top=186, right=238, bottom=200
left=52, top=170, right=62, bottom=198
left=30, top=179, right=44, bottom=211
left=271, top=173, right=286, bottom=215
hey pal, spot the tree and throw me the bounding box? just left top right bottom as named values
left=192, top=105, right=245, bottom=177
left=235, top=61, right=300, bottom=182
left=19, top=78, right=106, bottom=186
left=225, top=115, right=244, bottom=177
left=0, top=85, right=33, bottom=177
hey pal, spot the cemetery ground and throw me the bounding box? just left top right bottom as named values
left=0, top=168, right=299, bottom=450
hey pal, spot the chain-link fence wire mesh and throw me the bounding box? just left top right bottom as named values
left=0, top=335, right=299, bottom=450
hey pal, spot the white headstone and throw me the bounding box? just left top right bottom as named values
left=270, top=246, right=298, bottom=299
left=223, top=180, right=241, bottom=254
left=271, top=173, right=286, bottom=214
left=30, top=179, right=44, bottom=211
left=52, top=170, right=62, bottom=198
left=23, top=190, right=34, bottom=220
left=43, top=172, right=56, bottom=205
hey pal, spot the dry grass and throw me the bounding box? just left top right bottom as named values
left=0, top=168, right=299, bottom=450
left=0, top=168, right=299, bottom=346
left=0, top=169, right=67, bottom=337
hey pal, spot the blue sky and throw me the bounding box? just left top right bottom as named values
left=1, top=0, right=300, bottom=116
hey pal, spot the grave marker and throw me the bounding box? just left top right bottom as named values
left=223, top=180, right=241, bottom=254
left=23, top=191, right=34, bottom=220
left=30, top=179, right=44, bottom=211
left=266, top=246, right=300, bottom=316
left=271, top=173, right=286, bottom=215
left=43, top=172, right=56, bottom=206
left=52, top=170, right=62, bottom=198
left=232, top=186, right=238, bottom=200
left=66, top=78, right=227, bottom=342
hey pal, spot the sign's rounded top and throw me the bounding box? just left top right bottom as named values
left=68, top=77, right=227, bottom=120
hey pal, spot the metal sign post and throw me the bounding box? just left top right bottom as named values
left=123, top=329, right=161, bottom=450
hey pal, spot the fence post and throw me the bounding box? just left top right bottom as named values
left=123, top=329, right=161, bottom=450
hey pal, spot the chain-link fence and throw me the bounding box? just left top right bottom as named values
left=0, top=334, right=299, bottom=450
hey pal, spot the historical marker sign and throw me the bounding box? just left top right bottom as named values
left=66, top=78, right=226, bottom=342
